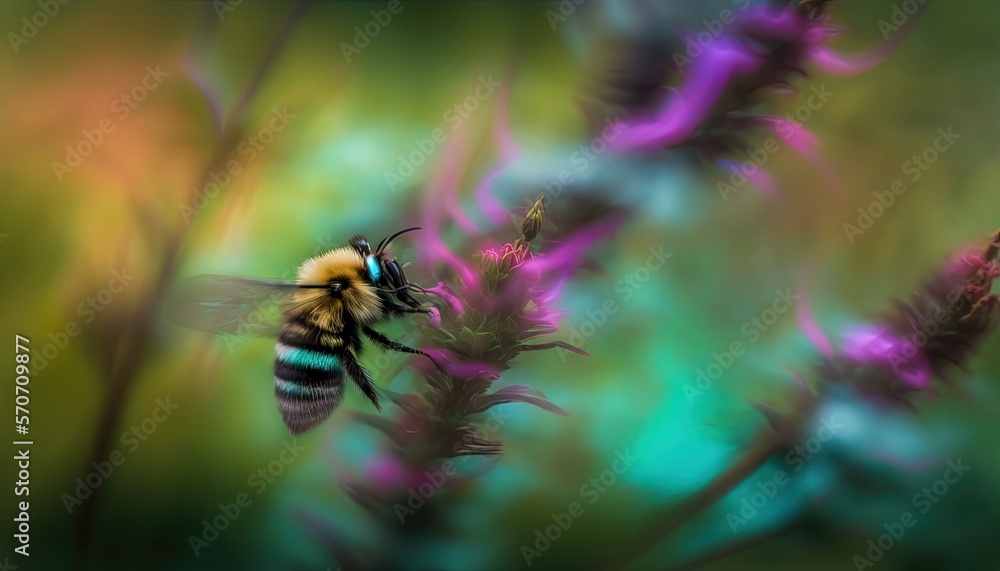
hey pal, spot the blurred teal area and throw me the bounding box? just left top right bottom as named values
left=1, top=1, right=1000, bottom=570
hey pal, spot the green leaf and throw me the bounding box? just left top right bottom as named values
left=468, top=385, right=568, bottom=416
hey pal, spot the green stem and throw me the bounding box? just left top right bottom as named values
left=600, top=429, right=781, bottom=570
left=72, top=2, right=309, bottom=567
left=662, top=522, right=795, bottom=571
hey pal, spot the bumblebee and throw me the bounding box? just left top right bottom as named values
left=168, top=227, right=441, bottom=434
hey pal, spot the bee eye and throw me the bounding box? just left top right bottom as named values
left=365, top=255, right=382, bottom=282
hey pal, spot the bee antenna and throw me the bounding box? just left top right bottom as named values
left=375, top=226, right=421, bottom=256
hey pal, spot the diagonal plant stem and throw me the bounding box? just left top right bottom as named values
left=72, top=2, right=310, bottom=565
left=599, top=429, right=782, bottom=570
left=661, top=522, right=796, bottom=571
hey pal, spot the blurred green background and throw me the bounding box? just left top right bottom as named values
left=1, top=1, right=999, bottom=569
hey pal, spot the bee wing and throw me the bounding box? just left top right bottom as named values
left=166, top=274, right=315, bottom=338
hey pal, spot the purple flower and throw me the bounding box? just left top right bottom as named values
left=591, top=1, right=922, bottom=200
left=610, top=3, right=916, bottom=152
left=810, top=231, right=1000, bottom=404
left=841, top=325, right=933, bottom=390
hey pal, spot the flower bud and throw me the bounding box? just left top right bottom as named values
left=497, top=243, right=517, bottom=276
left=480, top=249, right=501, bottom=281
left=521, top=195, right=545, bottom=242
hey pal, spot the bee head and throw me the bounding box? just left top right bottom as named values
left=295, top=248, right=385, bottom=326
left=351, top=227, right=422, bottom=289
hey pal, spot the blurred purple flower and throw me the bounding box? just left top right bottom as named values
left=813, top=231, right=1000, bottom=405
left=608, top=2, right=914, bottom=153
left=582, top=0, right=922, bottom=202
left=841, top=325, right=933, bottom=390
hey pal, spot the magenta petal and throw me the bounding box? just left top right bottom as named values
left=525, top=308, right=563, bottom=331
left=537, top=277, right=566, bottom=304
left=810, top=2, right=924, bottom=77
left=418, top=130, right=481, bottom=286
left=426, top=282, right=465, bottom=315
left=795, top=267, right=832, bottom=357
left=718, top=159, right=783, bottom=200
left=812, top=45, right=890, bottom=76
left=940, top=251, right=994, bottom=285
left=521, top=214, right=623, bottom=276
left=474, top=162, right=512, bottom=226
left=426, top=306, right=441, bottom=328
left=365, top=455, right=414, bottom=489
left=471, top=74, right=519, bottom=226
left=420, top=233, right=479, bottom=287
left=842, top=326, right=932, bottom=390
left=761, top=118, right=843, bottom=194
left=446, top=361, right=502, bottom=379
left=797, top=297, right=832, bottom=358
left=612, top=37, right=763, bottom=150
left=435, top=119, right=478, bottom=235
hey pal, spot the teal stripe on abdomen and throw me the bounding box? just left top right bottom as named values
left=274, top=377, right=341, bottom=398
left=275, top=343, right=340, bottom=370
left=275, top=377, right=310, bottom=396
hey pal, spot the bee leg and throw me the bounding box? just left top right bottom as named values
left=341, top=352, right=381, bottom=411
left=383, top=258, right=425, bottom=309
left=387, top=302, right=433, bottom=317
left=362, top=325, right=447, bottom=375
left=394, top=289, right=424, bottom=309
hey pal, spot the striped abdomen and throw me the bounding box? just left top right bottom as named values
left=273, top=322, right=345, bottom=435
